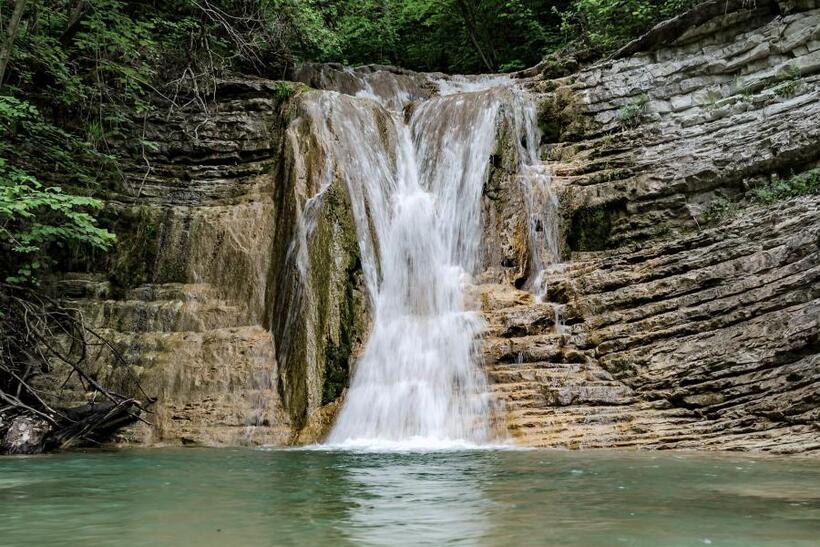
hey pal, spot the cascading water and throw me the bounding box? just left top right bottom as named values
left=292, top=69, right=557, bottom=448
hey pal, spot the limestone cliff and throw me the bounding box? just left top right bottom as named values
left=51, top=0, right=819, bottom=452
left=486, top=0, right=819, bottom=453
left=53, top=81, right=369, bottom=446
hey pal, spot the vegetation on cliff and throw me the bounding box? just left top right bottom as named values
left=304, top=0, right=698, bottom=73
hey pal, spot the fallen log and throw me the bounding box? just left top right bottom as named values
left=0, top=284, right=152, bottom=455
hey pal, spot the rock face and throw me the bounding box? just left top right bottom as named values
left=483, top=198, right=818, bottom=452
left=51, top=80, right=369, bottom=446
left=534, top=0, right=819, bottom=249
left=50, top=1, right=819, bottom=452
left=1, top=416, right=51, bottom=455
left=485, top=0, right=820, bottom=453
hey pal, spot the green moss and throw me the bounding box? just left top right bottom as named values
left=106, top=205, right=160, bottom=292
left=617, top=93, right=649, bottom=129
left=750, top=169, right=820, bottom=204
left=538, top=87, right=590, bottom=144
left=540, top=56, right=580, bottom=79
left=701, top=196, right=740, bottom=225
left=538, top=104, right=563, bottom=143
left=321, top=254, right=361, bottom=405
left=700, top=169, right=819, bottom=227
left=302, top=182, right=367, bottom=407
left=567, top=203, right=619, bottom=252
left=272, top=81, right=311, bottom=103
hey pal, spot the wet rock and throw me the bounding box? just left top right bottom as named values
left=483, top=198, right=819, bottom=454
left=45, top=81, right=365, bottom=447
left=1, top=416, right=52, bottom=455
left=44, top=2, right=820, bottom=454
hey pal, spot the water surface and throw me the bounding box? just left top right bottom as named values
left=1, top=448, right=818, bottom=546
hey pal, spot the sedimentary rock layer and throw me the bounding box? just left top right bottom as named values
left=483, top=198, right=818, bottom=453
left=532, top=0, right=820, bottom=249
left=485, top=0, right=819, bottom=453
left=49, top=1, right=819, bottom=452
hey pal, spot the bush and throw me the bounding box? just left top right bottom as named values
left=618, top=93, right=649, bottom=128
left=751, top=170, right=820, bottom=204
left=0, top=96, right=114, bottom=284
left=702, top=196, right=739, bottom=224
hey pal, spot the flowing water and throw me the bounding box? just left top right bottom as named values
left=1, top=448, right=818, bottom=546
left=293, top=70, right=559, bottom=448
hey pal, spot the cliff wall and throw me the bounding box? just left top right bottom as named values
left=485, top=0, right=819, bottom=453
left=51, top=1, right=819, bottom=452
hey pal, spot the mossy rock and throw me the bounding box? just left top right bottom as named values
left=104, top=204, right=162, bottom=293
left=538, top=87, right=591, bottom=144
left=566, top=202, right=624, bottom=252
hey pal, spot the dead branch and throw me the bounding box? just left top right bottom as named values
left=0, top=283, right=153, bottom=454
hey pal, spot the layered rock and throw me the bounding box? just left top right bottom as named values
left=50, top=80, right=370, bottom=445
left=484, top=0, right=820, bottom=453
left=483, top=198, right=818, bottom=453
left=47, top=1, right=819, bottom=452
left=532, top=0, right=820, bottom=249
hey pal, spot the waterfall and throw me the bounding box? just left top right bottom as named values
left=292, top=69, right=554, bottom=448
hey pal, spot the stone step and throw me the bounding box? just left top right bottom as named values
left=483, top=335, right=589, bottom=364
left=123, top=283, right=223, bottom=302
left=55, top=273, right=112, bottom=299
left=483, top=302, right=558, bottom=337
left=71, top=295, right=248, bottom=333
left=490, top=384, right=546, bottom=402
left=492, top=378, right=634, bottom=406
left=40, top=325, right=287, bottom=447
left=487, top=362, right=591, bottom=381
left=468, top=284, right=535, bottom=313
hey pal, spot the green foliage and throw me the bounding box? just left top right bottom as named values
left=702, top=196, right=739, bottom=225
left=317, top=0, right=698, bottom=73
left=750, top=170, right=820, bottom=204
left=4, top=0, right=339, bottom=136
left=618, top=93, right=649, bottom=128
left=560, top=0, right=696, bottom=50
left=0, top=0, right=340, bottom=285
left=773, top=65, right=801, bottom=98
left=702, top=170, right=819, bottom=226
left=0, top=95, right=115, bottom=187
left=0, top=93, right=115, bottom=284
left=0, top=158, right=114, bottom=283
left=272, top=81, right=306, bottom=102
left=314, top=0, right=569, bottom=74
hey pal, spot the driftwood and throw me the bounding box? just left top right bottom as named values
left=0, top=283, right=152, bottom=454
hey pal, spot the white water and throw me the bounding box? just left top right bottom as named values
left=297, top=72, right=557, bottom=449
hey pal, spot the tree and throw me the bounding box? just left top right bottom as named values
left=0, top=0, right=28, bottom=87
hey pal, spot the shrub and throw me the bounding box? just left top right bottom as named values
left=618, top=93, right=649, bottom=128
left=751, top=170, right=820, bottom=204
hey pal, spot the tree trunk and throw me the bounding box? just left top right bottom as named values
left=454, top=0, right=495, bottom=72
left=0, top=0, right=29, bottom=89
left=59, top=1, right=89, bottom=47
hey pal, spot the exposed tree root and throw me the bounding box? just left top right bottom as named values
left=0, top=284, right=152, bottom=454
